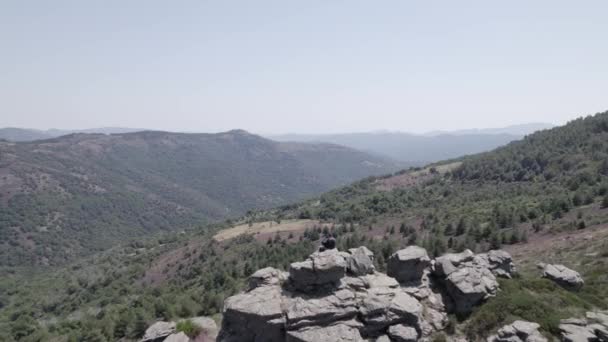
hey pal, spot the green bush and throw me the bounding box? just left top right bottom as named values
left=464, top=277, right=591, bottom=339
left=175, top=320, right=202, bottom=338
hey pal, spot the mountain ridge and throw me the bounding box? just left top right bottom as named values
left=269, top=123, right=554, bottom=163
left=0, top=129, right=399, bottom=267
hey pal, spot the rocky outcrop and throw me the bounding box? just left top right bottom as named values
left=286, top=289, right=359, bottom=330
left=289, top=249, right=347, bottom=292
left=387, top=246, right=431, bottom=284
left=218, top=246, right=516, bottom=342
left=433, top=250, right=502, bottom=314
left=221, top=285, right=286, bottom=341
left=141, top=321, right=176, bottom=342
left=163, top=332, right=189, bottom=342
left=477, top=250, right=516, bottom=279
left=359, top=287, right=423, bottom=335
left=345, top=246, right=376, bottom=276
left=388, top=324, right=419, bottom=342
left=559, top=311, right=608, bottom=342
left=248, top=267, right=288, bottom=290
left=487, top=320, right=547, bottom=342
left=538, top=263, right=584, bottom=290
left=185, top=316, right=218, bottom=340
left=141, top=317, right=218, bottom=342
left=286, top=319, right=364, bottom=342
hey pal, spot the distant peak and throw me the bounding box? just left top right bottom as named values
left=226, top=129, right=252, bottom=135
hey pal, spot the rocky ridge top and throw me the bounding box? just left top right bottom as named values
left=217, top=245, right=516, bottom=342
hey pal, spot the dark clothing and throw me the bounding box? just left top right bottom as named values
left=321, top=236, right=336, bottom=250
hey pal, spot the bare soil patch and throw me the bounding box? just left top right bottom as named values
left=213, top=219, right=322, bottom=242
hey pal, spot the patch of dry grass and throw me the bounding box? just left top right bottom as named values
left=213, top=219, right=321, bottom=242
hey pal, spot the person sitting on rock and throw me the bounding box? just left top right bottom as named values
left=320, top=235, right=336, bottom=251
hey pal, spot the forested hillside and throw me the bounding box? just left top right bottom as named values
left=2, top=111, right=607, bottom=342
left=0, top=130, right=398, bottom=267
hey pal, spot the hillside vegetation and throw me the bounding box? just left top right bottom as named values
left=1, top=111, right=607, bottom=341
left=0, top=130, right=398, bottom=267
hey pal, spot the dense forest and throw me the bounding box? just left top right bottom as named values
left=1, top=111, right=608, bottom=341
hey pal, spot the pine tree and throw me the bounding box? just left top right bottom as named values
left=456, top=217, right=467, bottom=236
left=408, top=232, right=418, bottom=245
left=490, top=232, right=502, bottom=249
left=445, top=223, right=454, bottom=236
left=399, top=223, right=406, bottom=234
left=602, top=194, right=608, bottom=209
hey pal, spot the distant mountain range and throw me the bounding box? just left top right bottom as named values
left=0, top=123, right=553, bottom=165
left=0, top=127, right=143, bottom=142
left=270, top=123, right=554, bottom=163
left=0, top=130, right=399, bottom=267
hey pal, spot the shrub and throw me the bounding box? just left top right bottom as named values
left=176, top=320, right=202, bottom=338
left=464, top=277, right=589, bottom=340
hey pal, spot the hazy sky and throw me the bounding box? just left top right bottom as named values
left=1, top=1, right=607, bottom=134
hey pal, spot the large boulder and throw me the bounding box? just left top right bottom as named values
left=538, top=263, right=584, bottom=290
left=184, top=316, right=218, bottom=340
left=487, top=320, right=547, bottom=342
left=387, top=246, right=431, bottom=284
left=140, top=321, right=176, bottom=342
left=163, top=332, right=190, bottom=342
left=285, top=289, right=358, bottom=330
left=361, top=273, right=400, bottom=289
left=218, top=285, right=285, bottom=342
left=289, top=249, right=347, bottom=292
left=476, top=250, right=516, bottom=279
left=433, top=250, right=475, bottom=277
left=433, top=250, right=499, bottom=314
left=559, top=311, right=608, bottom=342
left=248, top=267, right=288, bottom=290
left=345, top=246, right=375, bottom=276
left=359, top=287, right=422, bottom=334
left=286, top=319, right=364, bottom=342
left=387, top=324, right=419, bottom=342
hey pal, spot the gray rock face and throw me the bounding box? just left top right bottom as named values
left=538, top=263, right=584, bottom=290
left=142, top=317, right=217, bottom=342
left=346, top=246, right=375, bottom=276
left=248, top=267, right=288, bottom=290
left=163, top=332, right=190, bottom=342
left=387, top=246, right=431, bottom=284
left=433, top=250, right=499, bottom=314
left=375, top=335, right=391, bottom=342
left=359, top=287, right=422, bottom=334
left=286, top=289, right=358, bottom=330
left=184, top=316, right=218, bottom=340
left=559, top=310, right=608, bottom=342
left=477, top=250, right=516, bottom=279
left=388, top=324, right=419, bottom=342
left=218, top=246, right=512, bottom=342
left=361, top=273, right=400, bottom=289
left=140, top=321, right=176, bottom=342
left=286, top=319, right=365, bottom=342
left=434, top=250, right=475, bottom=277
left=289, top=249, right=347, bottom=291
left=219, top=285, right=285, bottom=342
left=487, top=320, right=547, bottom=342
